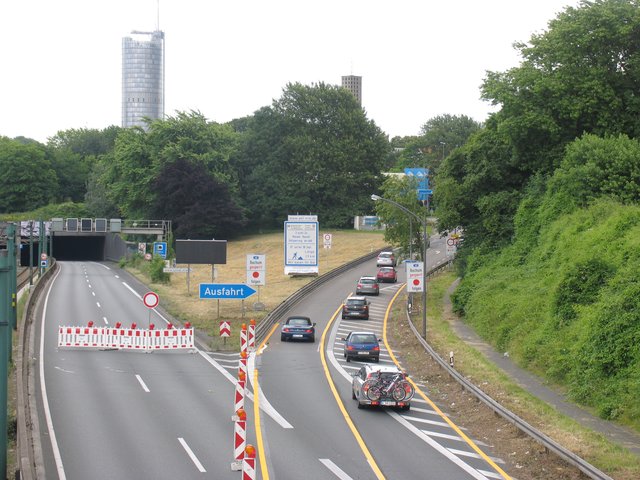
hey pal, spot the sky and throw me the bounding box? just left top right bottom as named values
left=1, top=0, right=583, bottom=143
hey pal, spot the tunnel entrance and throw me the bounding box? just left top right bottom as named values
left=53, top=235, right=105, bottom=260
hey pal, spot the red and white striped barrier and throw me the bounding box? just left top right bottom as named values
left=58, top=323, right=194, bottom=351
left=231, top=408, right=247, bottom=471
left=240, top=324, right=248, bottom=353
left=58, top=326, right=104, bottom=347
left=248, top=319, right=256, bottom=351
left=238, top=350, right=248, bottom=380
left=234, top=371, right=246, bottom=413
left=242, top=444, right=257, bottom=479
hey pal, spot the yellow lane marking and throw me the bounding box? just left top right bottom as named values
left=253, top=322, right=278, bottom=479
left=253, top=367, right=270, bottom=480
left=382, top=286, right=512, bottom=480
left=257, top=323, right=279, bottom=354
left=320, top=304, right=385, bottom=480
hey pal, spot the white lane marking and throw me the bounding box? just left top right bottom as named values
left=327, top=317, right=492, bottom=480
left=96, top=302, right=101, bottom=308
left=319, top=458, right=353, bottom=479
left=198, top=350, right=293, bottom=429
left=447, top=448, right=505, bottom=464
left=121, top=282, right=173, bottom=326
left=178, top=437, right=206, bottom=473
left=92, top=291, right=95, bottom=296
left=422, top=430, right=489, bottom=446
left=103, top=317, right=109, bottom=325
left=54, top=366, right=75, bottom=374
left=114, top=275, right=119, bottom=278
left=40, top=266, right=68, bottom=480
left=122, top=280, right=293, bottom=429
left=248, top=353, right=294, bottom=429
left=135, top=374, right=150, bottom=392
left=94, top=263, right=111, bottom=270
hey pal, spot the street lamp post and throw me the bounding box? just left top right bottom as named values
left=371, top=194, right=428, bottom=339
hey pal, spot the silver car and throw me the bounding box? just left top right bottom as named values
left=352, top=364, right=414, bottom=410
left=376, top=251, right=396, bottom=267
left=356, top=276, right=379, bottom=296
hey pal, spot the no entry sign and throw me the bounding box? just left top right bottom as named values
left=143, top=292, right=159, bottom=309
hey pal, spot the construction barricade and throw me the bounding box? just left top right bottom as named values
left=57, top=324, right=195, bottom=352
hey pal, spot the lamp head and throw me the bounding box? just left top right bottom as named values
left=371, top=194, right=381, bottom=201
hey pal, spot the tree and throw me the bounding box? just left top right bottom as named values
left=481, top=0, right=640, bottom=172
left=151, top=157, right=246, bottom=239
left=237, top=83, right=389, bottom=228
left=0, top=137, right=58, bottom=212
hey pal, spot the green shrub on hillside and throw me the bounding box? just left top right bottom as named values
left=455, top=200, right=640, bottom=429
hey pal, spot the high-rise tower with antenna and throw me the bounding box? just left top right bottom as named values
left=121, top=26, right=165, bottom=129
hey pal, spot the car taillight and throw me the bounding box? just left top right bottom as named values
left=363, top=305, right=368, bottom=311
left=357, top=283, right=363, bottom=288
left=283, top=328, right=290, bottom=332
left=305, top=329, right=313, bottom=333
left=347, top=346, right=355, bottom=351
left=372, top=346, right=380, bottom=351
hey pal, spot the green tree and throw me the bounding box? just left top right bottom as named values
left=151, top=157, right=246, bottom=239
left=238, top=83, right=388, bottom=228
left=0, top=137, right=58, bottom=212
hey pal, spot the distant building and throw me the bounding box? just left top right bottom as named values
left=341, top=75, right=362, bottom=105
left=121, top=30, right=165, bottom=129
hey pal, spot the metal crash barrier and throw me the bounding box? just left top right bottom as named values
left=58, top=324, right=194, bottom=351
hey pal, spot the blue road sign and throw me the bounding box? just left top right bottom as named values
left=417, top=188, right=433, bottom=201
left=199, top=283, right=257, bottom=299
left=153, top=242, right=167, bottom=258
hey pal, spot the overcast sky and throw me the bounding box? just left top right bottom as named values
left=1, top=0, right=582, bottom=143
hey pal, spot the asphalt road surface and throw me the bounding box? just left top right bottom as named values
left=33, top=237, right=511, bottom=479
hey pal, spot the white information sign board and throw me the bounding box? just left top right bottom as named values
left=406, top=261, right=424, bottom=293
left=246, top=254, right=266, bottom=285
left=284, top=221, right=319, bottom=275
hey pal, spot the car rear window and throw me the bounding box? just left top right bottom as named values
left=352, top=334, right=377, bottom=343
left=347, top=299, right=366, bottom=306
left=360, top=278, right=376, bottom=284
left=288, top=318, right=310, bottom=326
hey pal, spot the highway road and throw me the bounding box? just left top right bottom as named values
left=32, top=235, right=512, bottom=479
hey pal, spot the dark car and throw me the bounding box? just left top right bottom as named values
left=356, top=276, right=379, bottom=296
left=342, top=296, right=370, bottom=320
left=280, top=316, right=315, bottom=342
left=343, top=331, right=380, bottom=362
left=376, top=251, right=396, bottom=267
left=376, top=267, right=397, bottom=283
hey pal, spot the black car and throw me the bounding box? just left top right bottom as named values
left=280, top=316, right=316, bottom=342
left=341, top=296, right=370, bottom=320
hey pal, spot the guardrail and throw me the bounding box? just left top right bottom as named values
left=257, top=250, right=612, bottom=479
left=255, top=248, right=389, bottom=342
left=403, top=279, right=613, bottom=480
left=16, top=261, right=58, bottom=480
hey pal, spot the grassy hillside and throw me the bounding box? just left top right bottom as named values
left=128, top=229, right=388, bottom=350
left=452, top=199, right=640, bottom=430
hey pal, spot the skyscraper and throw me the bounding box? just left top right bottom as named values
left=341, top=75, right=362, bottom=106
left=121, top=30, right=165, bottom=129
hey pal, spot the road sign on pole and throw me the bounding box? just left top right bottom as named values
left=406, top=262, right=424, bottom=293
left=199, top=284, right=257, bottom=299
left=143, top=292, right=159, bottom=308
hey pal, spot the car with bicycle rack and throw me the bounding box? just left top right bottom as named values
left=351, top=364, right=414, bottom=410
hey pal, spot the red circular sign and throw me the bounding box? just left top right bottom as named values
left=252, top=271, right=260, bottom=278
left=143, top=292, right=159, bottom=308
left=412, top=279, right=421, bottom=286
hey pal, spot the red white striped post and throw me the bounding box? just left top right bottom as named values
left=238, top=350, right=248, bottom=380
left=231, top=408, right=247, bottom=471
left=242, top=444, right=257, bottom=479
left=240, top=323, right=248, bottom=353
left=248, top=319, right=256, bottom=351
left=234, top=371, right=246, bottom=413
